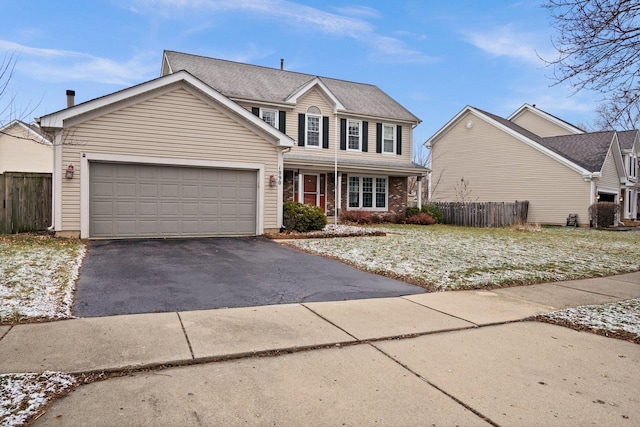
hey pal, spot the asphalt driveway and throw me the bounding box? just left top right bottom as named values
left=73, top=237, right=425, bottom=317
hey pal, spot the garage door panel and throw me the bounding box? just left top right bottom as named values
left=116, top=202, right=136, bottom=215
left=182, top=184, right=200, bottom=198
left=90, top=162, right=257, bottom=238
left=139, top=184, right=158, bottom=197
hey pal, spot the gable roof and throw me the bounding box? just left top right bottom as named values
left=38, top=70, right=294, bottom=148
left=162, top=50, right=420, bottom=123
left=508, top=103, right=584, bottom=135
left=425, top=105, right=619, bottom=175
left=0, top=120, right=51, bottom=144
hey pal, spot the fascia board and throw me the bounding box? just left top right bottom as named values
left=507, top=103, right=584, bottom=135
left=39, top=70, right=294, bottom=148
left=286, top=78, right=346, bottom=111
left=427, top=106, right=591, bottom=175
left=424, top=105, right=472, bottom=147
left=2, top=120, right=51, bottom=144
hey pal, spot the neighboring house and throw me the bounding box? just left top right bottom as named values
left=0, top=120, right=52, bottom=173
left=38, top=51, right=426, bottom=239
left=426, top=104, right=639, bottom=225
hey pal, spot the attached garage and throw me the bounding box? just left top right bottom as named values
left=89, top=162, right=257, bottom=238
left=38, top=72, right=294, bottom=239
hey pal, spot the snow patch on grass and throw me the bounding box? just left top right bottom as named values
left=541, top=298, right=640, bottom=340
left=288, top=225, right=640, bottom=291
left=0, top=371, right=76, bottom=427
left=0, top=237, right=86, bottom=323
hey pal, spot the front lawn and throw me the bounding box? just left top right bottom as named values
left=286, top=225, right=640, bottom=291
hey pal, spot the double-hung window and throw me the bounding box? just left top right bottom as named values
left=260, top=109, right=278, bottom=128
left=382, top=124, right=396, bottom=154
left=306, top=106, right=321, bottom=148
left=347, top=120, right=361, bottom=151
left=348, top=176, right=387, bottom=210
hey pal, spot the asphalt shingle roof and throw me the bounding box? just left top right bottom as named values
left=617, top=130, right=637, bottom=150
left=163, top=50, right=420, bottom=123
left=538, top=131, right=615, bottom=172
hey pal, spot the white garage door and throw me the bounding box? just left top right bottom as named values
left=90, top=162, right=257, bottom=238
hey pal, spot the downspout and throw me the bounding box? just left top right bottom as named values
left=334, top=112, right=338, bottom=224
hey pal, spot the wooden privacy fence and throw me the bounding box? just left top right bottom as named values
left=0, top=172, right=52, bottom=234
left=432, top=201, right=529, bottom=227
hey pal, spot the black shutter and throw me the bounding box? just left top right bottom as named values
left=322, top=116, right=329, bottom=149
left=340, top=118, right=347, bottom=151
left=298, top=113, right=305, bottom=146
left=251, top=107, right=260, bottom=117
left=376, top=123, right=382, bottom=153
left=362, top=121, right=369, bottom=152
left=279, top=111, right=286, bottom=133
left=396, top=125, right=402, bottom=155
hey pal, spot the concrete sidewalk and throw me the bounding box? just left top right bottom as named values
left=1, top=272, right=639, bottom=425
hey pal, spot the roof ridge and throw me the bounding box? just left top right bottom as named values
left=165, top=50, right=382, bottom=89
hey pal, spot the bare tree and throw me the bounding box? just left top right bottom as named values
left=543, top=0, right=640, bottom=129
left=0, top=50, right=49, bottom=143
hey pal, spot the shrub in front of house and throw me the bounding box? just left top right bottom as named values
left=405, top=206, right=420, bottom=217
left=421, top=203, right=443, bottom=224
left=404, top=212, right=436, bottom=225
left=340, top=209, right=373, bottom=224
left=283, top=201, right=327, bottom=232
left=588, top=202, right=620, bottom=228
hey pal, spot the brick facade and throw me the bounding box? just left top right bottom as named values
left=284, top=171, right=407, bottom=217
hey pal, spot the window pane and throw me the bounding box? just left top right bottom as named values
left=348, top=121, right=360, bottom=150
left=307, top=116, right=320, bottom=146
left=376, top=178, right=386, bottom=208
left=383, top=125, right=394, bottom=153
left=348, top=177, right=360, bottom=208
left=262, top=110, right=276, bottom=127
left=362, top=177, right=372, bottom=208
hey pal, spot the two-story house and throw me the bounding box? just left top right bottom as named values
left=426, top=104, right=639, bottom=226
left=38, top=51, right=426, bottom=239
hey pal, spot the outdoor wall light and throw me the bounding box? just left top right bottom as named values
left=65, top=164, right=75, bottom=179
left=269, top=175, right=277, bottom=186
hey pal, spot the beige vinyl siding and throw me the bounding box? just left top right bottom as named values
left=59, top=86, right=279, bottom=233
left=430, top=112, right=591, bottom=225
left=284, top=88, right=412, bottom=164
left=598, top=148, right=621, bottom=192
left=0, top=125, right=53, bottom=173
left=511, top=110, right=575, bottom=137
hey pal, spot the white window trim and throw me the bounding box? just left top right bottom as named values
left=260, top=108, right=278, bottom=129
left=347, top=175, right=388, bottom=211
left=305, top=113, right=322, bottom=149
left=347, top=119, right=362, bottom=152
left=382, top=124, right=396, bottom=155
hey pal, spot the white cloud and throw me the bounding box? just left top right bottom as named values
left=0, top=40, right=156, bottom=85
left=332, top=5, right=381, bottom=19
left=130, top=0, right=435, bottom=63
left=462, top=25, right=552, bottom=66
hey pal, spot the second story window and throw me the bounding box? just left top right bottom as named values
left=261, top=109, right=278, bottom=128
left=348, top=120, right=361, bottom=151
left=383, top=124, right=396, bottom=154
left=306, top=106, right=321, bottom=148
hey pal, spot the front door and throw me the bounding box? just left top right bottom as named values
left=302, top=174, right=325, bottom=213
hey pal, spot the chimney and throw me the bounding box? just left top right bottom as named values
left=66, top=90, right=75, bottom=108
left=280, top=58, right=284, bottom=70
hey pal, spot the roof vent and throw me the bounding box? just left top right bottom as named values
left=280, top=58, right=284, bottom=70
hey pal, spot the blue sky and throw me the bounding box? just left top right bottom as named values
left=1, top=0, right=600, bottom=158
